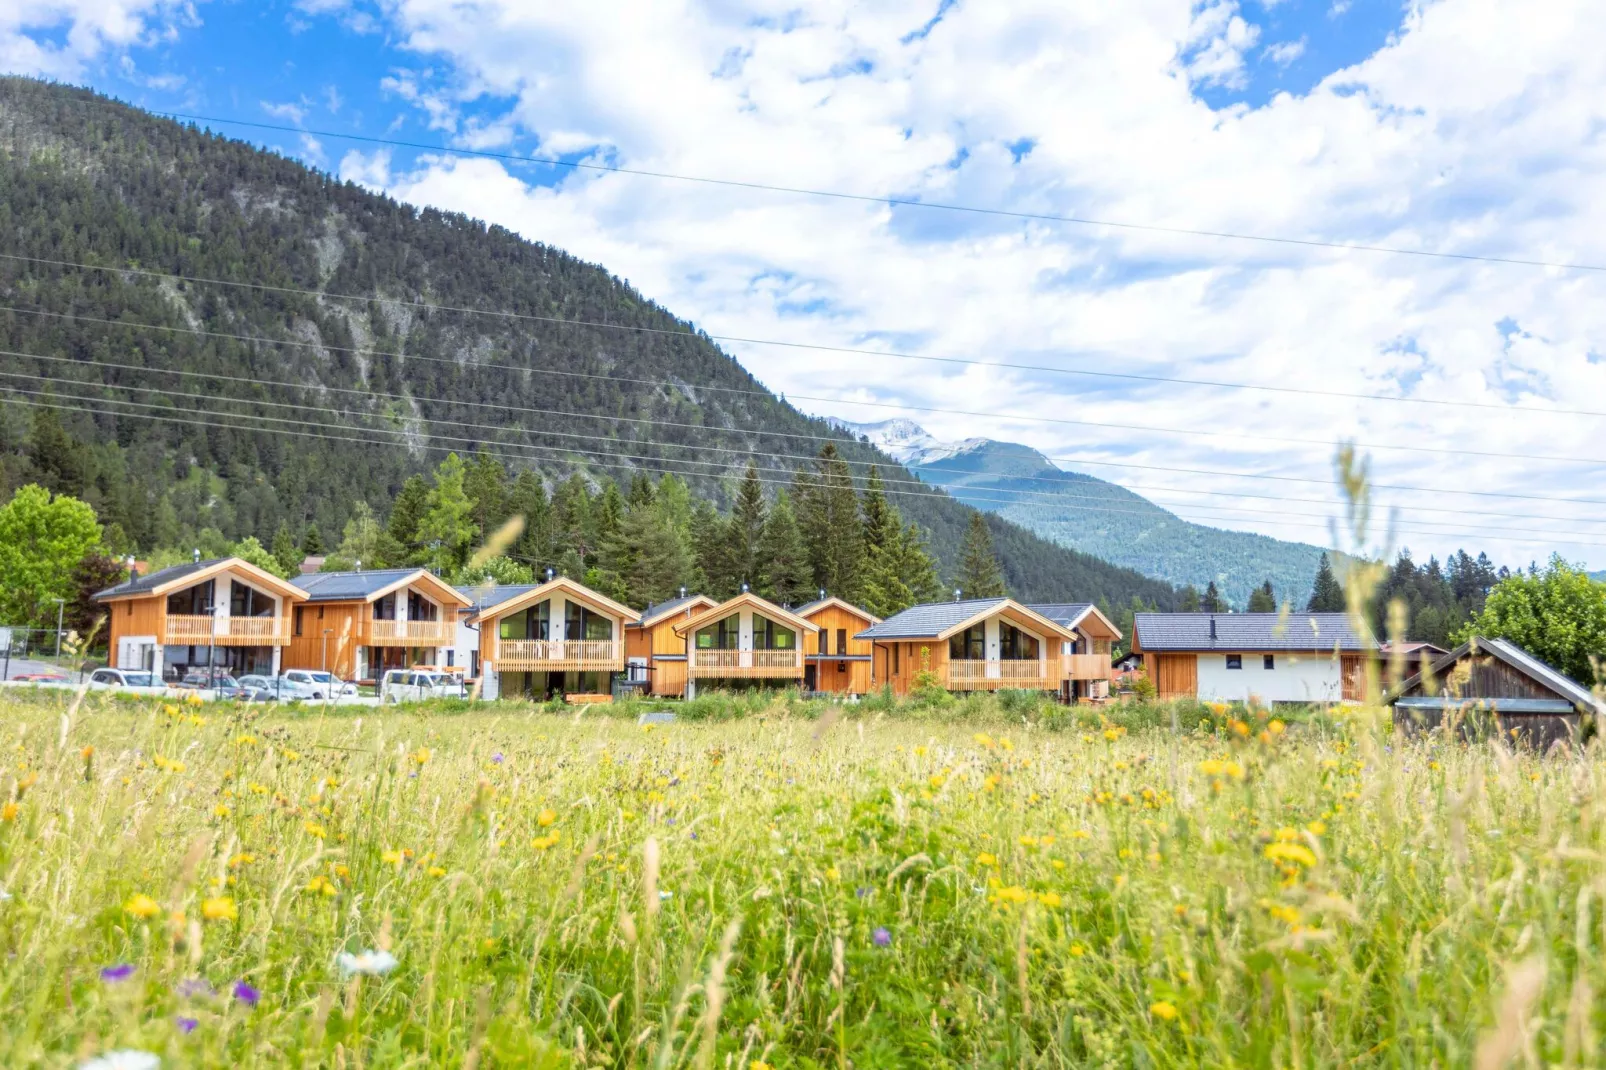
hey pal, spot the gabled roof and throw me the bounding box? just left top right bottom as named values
left=793, top=596, right=881, bottom=625
left=1133, top=613, right=1374, bottom=652
left=856, top=598, right=1077, bottom=642
left=631, top=594, right=720, bottom=630
left=467, top=576, right=640, bottom=625
left=462, top=583, right=540, bottom=612
left=672, top=591, right=820, bottom=636
left=291, top=568, right=469, bottom=606
left=1028, top=602, right=1123, bottom=641
left=95, top=557, right=307, bottom=602
left=1391, top=636, right=1603, bottom=712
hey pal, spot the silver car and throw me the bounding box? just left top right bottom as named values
left=278, top=670, right=358, bottom=701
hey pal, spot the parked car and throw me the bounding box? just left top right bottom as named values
left=175, top=671, right=257, bottom=699
left=87, top=668, right=162, bottom=690
left=10, top=672, right=67, bottom=683
left=278, top=670, right=358, bottom=701
left=380, top=669, right=459, bottom=704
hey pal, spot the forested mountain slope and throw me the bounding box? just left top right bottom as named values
left=0, top=77, right=1179, bottom=609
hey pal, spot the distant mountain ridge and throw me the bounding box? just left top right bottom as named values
left=836, top=419, right=1327, bottom=607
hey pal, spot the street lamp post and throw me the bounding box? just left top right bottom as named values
left=52, top=598, right=66, bottom=659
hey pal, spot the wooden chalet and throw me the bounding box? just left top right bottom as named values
left=286, top=568, right=470, bottom=682
left=95, top=557, right=306, bottom=680
left=671, top=590, right=819, bottom=698
left=856, top=598, right=1084, bottom=696
left=623, top=592, right=720, bottom=697
left=795, top=595, right=879, bottom=695
left=469, top=576, right=641, bottom=700
left=1030, top=602, right=1123, bottom=700
left=1391, top=637, right=1604, bottom=748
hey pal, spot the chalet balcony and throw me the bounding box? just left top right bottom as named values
left=689, top=649, right=802, bottom=677
left=165, top=614, right=289, bottom=645
left=494, top=639, right=623, bottom=672
left=946, top=659, right=1054, bottom=691
left=1062, top=654, right=1111, bottom=681
left=363, top=618, right=455, bottom=646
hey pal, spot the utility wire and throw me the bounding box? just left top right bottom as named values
left=9, top=364, right=1606, bottom=533
left=7, top=250, right=1606, bottom=420
left=75, top=101, right=1606, bottom=276
left=6, top=303, right=1605, bottom=467
left=2, top=340, right=1602, bottom=508
left=4, top=388, right=1599, bottom=551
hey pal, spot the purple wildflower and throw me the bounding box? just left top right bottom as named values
left=232, top=980, right=261, bottom=1007
left=855, top=887, right=871, bottom=899
left=872, top=926, right=892, bottom=948
left=175, top=1016, right=199, bottom=1034
left=100, top=964, right=135, bottom=983
left=491, top=752, right=505, bottom=764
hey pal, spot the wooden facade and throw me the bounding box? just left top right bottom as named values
left=862, top=600, right=1080, bottom=697
left=471, top=577, right=640, bottom=700
left=624, top=595, right=718, bottom=697
left=1391, top=637, right=1603, bottom=748
left=97, top=557, right=306, bottom=679
left=281, top=570, right=468, bottom=682
left=671, top=592, right=819, bottom=696
left=1150, top=653, right=1198, bottom=700
left=798, top=598, right=879, bottom=696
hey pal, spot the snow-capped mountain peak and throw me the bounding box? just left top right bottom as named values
left=828, top=418, right=989, bottom=467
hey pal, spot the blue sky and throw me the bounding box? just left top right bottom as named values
left=5, top=0, right=1606, bottom=570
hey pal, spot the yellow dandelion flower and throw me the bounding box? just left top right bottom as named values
left=228, top=852, right=255, bottom=868
left=1150, top=1001, right=1179, bottom=1021
left=124, top=893, right=161, bottom=919
left=537, top=808, right=557, bottom=827
left=306, top=875, right=337, bottom=896
left=201, top=896, right=237, bottom=922
left=411, top=748, right=430, bottom=765
left=1050, top=859, right=1066, bottom=870
left=382, top=849, right=404, bottom=866
left=1306, top=820, right=1327, bottom=836
left=825, top=866, right=840, bottom=881
left=1069, top=943, right=1086, bottom=957
left=213, top=804, right=230, bottom=818
left=975, top=852, right=998, bottom=866
left=0, top=801, right=17, bottom=823
left=1018, top=835, right=1038, bottom=849
left=304, top=822, right=327, bottom=839
left=426, top=865, right=447, bottom=878
left=1036, top=891, right=1062, bottom=908
left=1264, top=842, right=1318, bottom=868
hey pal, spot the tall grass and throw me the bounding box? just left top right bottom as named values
left=0, top=687, right=1599, bottom=1066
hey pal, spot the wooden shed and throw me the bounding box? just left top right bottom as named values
left=1390, top=637, right=1603, bottom=749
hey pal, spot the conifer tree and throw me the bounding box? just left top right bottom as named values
left=463, top=447, right=507, bottom=538
left=1247, top=580, right=1276, bottom=613
left=859, top=467, right=941, bottom=617
left=507, top=469, right=550, bottom=569
left=757, top=491, right=814, bottom=606
left=594, top=480, right=625, bottom=564
left=690, top=499, right=729, bottom=597
left=627, top=473, right=656, bottom=509
left=551, top=474, right=595, bottom=564
left=955, top=512, right=1006, bottom=599
left=270, top=520, right=300, bottom=575
left=324, top=501, right=402, bottom=571
left=387, top=475, right=430, bottom=555
left=795, top=444, right=862, bottom=601
left=1179, top=585, right=1201, bottom=612
left=416, top=453, right=475, bottom=574
left=27, top=406, right=89, bottom=497
left=1202, top=580, right=1227, bottom=612
left=300, top=523, right=325, bottom=556
left=1307, top=553, right=1346, bottom=611
left=727, top=461, right=768, bottom=591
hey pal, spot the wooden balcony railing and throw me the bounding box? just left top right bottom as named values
left=690, top=648, right=801, bottom=676
left=946, top=659, right=1053, bottom=690
left=165, top=614, right=289, bottom=645
left=365, top=618, right=454, bottom=645
left=494, top=639, right=621, bottom=671
left=1062, top=654, right=1111, bottom=681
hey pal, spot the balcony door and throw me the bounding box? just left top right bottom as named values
left=948, top=624, right=985, bottom=661
left=999, top=622, right=1040, bottom=661
left=752, top=615, right=795, bottom=651
left=166, top=579, right=214, bottom=616
left=406, top=590, right=439, bottom=623
left=230, top=580, right=276, bottom=618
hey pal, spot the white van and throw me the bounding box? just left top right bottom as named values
left=380, top=669, right=459, bottom=704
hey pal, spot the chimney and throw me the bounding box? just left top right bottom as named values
left=740, top=581, right=750, bottom=594
left=1209, top=616, right=1217, bottom=641
left=354, top=559, right=362, bottom=573
left=954, top=588, right=962, bottom=602
left=545, top=567, right=556, bottom=582
left=192, top=548, right=201, bottom=563
left=819, top=588, right=826, bottom=601
left=126, top=555, right=138, bottom=581
left=679, top=586, right=687, bottom=598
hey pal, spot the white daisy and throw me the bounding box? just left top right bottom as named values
left=336, top=949, right=399, bottom=977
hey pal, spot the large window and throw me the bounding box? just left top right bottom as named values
left=565, top=602, right=613, bottom=641
left=165, top=579, right=214, bottom=616
left=754, top=615, right=795, bottom=651
left=500, top=599, right=550, bottom=641
left=373, top=594, right=396, bottom=621
left=695, top=615, right=739, bottom=650
left=999, top=622, right=1039, bottom=661
left=407, top=590, right=438, bottom=622
left=949, top=624, right=985, bottom=661
left=230, top=580, right=275, bottom=618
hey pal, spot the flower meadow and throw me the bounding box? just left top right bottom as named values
left=0, top=690, right=1601, bottom=1067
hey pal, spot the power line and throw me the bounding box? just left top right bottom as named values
left=4, top=385, right=1601, bottom=550
left=77, top=101, right=1606, bottom=276
left=7, top=250, right=1606, bottom=422
left=3, top=340, right=1603, bottom=509
left=9, top=363, right=1606, bottom=534
left=7, top=303, right=1605, bottom=468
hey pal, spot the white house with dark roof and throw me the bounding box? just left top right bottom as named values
left=1132, top=612, right=1376, bottom=704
